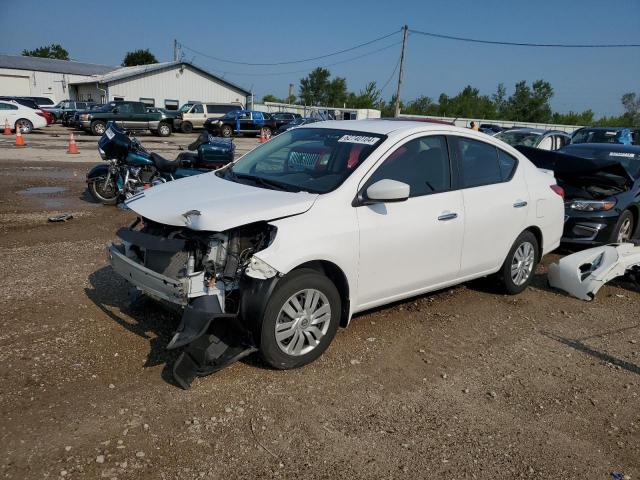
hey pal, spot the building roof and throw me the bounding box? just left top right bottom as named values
left=0, top=54, right=115, bottom=76
left=70, top=61, right=251, bottom=95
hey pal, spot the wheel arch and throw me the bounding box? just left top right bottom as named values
left=626, top=204, right=639, bottom=237
left=291, top=260, right=351, bottom=328
left=523, top=225, right=543, bottom=259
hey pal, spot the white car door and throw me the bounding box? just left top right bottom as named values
left=355, top=134, right=465, bottom=309
left=0, top=101, right=20, bottom=127
left=452, top=135, right=530, bottom=277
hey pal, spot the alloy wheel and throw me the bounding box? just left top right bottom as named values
left=617, top=217, right=633, bottom=243
left=511, top=241, right=535, bottom=286
left=275, top=289, right=331, bottom=356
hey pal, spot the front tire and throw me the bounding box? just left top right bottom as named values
left=180, top=121, right=193, bottom=134
left=259, top=268, right=341, bottom=370
left=91, top=120, right=106, bottom=136
left=88, top=177, right=119, bottom=205
left=610, top=210, right=634, bottom=243
left=157, top=122, right=171, bottom=137
left=498, top=230, right=539, bottom=295
left=221, top=124, right=233, bottom=137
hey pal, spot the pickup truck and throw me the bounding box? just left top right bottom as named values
left=77, top=101, right=173, bottom=136
left=203, top=110, right=278, bottom=138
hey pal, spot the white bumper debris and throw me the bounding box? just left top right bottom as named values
left=548, top=243, right=640, bottom=300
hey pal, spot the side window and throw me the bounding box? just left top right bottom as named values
left=118, top=103, right=134, bottom=114
left=77, top=102, right=87, bottom=109
left=0, top=103, right=6, bottom=110
left=497, top=149, right=518, bottom=181
left=192, top=104, right=204, bottom=114
left=537, top=136, right=553, bottom=150
left=253, top=112, right=263, bottom=121
left=367, top=135, right=450, bottom=197
left=456, top=137, right=502, bottom=188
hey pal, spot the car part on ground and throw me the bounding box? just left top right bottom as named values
left=548, top=242, right=640, bottom=300
left=106, top=121, right=564, bottom=388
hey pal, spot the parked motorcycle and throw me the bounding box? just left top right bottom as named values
left=87, top=122, right=235, bottom=205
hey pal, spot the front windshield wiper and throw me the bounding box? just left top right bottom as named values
left=229, top=172, right=301, bottom=192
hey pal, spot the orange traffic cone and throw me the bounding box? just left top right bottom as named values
left=15, top=128, right=25, bottom=147
left=67, top=132, right=79, bottom=154
left=3, top=119, right=10, bottom=135
left=258, top=130, right=266, bottom=143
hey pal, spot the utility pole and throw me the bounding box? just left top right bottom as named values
left=394, top=25, right=408, bottom=117
left=173, top=39, right=178, bottom=62
left=288, top=83, right=294, bottom=104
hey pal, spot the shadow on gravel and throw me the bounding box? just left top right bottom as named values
left=543, top=330, right=640, bottom=377
left=84, top=266, right=184, bottom=386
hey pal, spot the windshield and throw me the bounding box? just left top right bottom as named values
left=496, top=131, right=543, bottom=147
left=571, top=128, right=630, bottom=145
left=225, top=128, right=386, bottom=193
left=179, top=103, right=195, bottom=113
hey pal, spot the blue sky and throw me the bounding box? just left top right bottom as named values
left=1, top=0, right=638, bottom=116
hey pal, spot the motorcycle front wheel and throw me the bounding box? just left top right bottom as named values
left=88, top=177, right=119, bottom=205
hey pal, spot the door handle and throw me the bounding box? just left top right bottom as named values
left=513, top=201, right=528, bottom=208
left=438, top=212, right=458, bottom=221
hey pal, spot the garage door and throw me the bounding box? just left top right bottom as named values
left=0, top=74, right=30, bottom=96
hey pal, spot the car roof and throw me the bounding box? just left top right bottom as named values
left=307, top=119, right=484, bottom=136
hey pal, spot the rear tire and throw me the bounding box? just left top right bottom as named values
left=259, top=268, right=341, bottom=370
left=180, top=121, right=193, bottom=134
left=88, top=177, right=119, bottom=205
left=610, top=210, right=634, bottom=243
left=15, top=119, right=33, bottom=134
left=498, top=230, right=539, bottom=295
left=91, top=120, right=106, bottom=136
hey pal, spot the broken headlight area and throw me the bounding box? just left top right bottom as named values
left=107, top=217, right=278, bottom=388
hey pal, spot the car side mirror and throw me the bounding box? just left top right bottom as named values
left=359, top=179, right=410, bottom=205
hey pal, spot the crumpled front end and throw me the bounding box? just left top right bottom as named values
left=548, top=242, right=640, bottom=300
left=107, top=217, right=279, bottom=388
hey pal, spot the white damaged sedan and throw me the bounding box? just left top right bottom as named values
left=107, top=120, right=565, bottom=388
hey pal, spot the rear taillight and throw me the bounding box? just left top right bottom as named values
left=550, top=184, right=565, bottom=199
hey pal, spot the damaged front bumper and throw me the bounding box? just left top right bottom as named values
left=548, top=242, right=640, bottom=300
left=106, top=226, right=278, bottom=389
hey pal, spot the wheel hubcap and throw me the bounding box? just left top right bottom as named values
left=617, top=218, right=632, bottom=242
left=511, top=241, right=535, bottom=286
left=275, top=289, right=331, bottom=356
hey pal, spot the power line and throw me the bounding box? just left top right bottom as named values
left=178, top=29, right=401, bottom=66
left=380, top=54, right=402, bottom=93
left=409, top=28, right=640, bottom=48
left=197, top=41, right=403, bottom=78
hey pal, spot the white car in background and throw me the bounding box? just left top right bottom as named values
left=107, top=120, right=565, bottom=387
left=0, top=100, right=47, bottom=133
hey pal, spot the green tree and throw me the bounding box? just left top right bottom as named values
left=492, top=83, right=507, bottom=118
left=504, top=80, right=553, bottom=122
left=551, top=110, right=595, bottom=125
left=22, top=44, right=69, bottom=60
left=621, top=92, right=640, bottom=126
left=299, top=68, right=348, bottom=106
left=122, top=49, right=158, bottom=67
left=346, top=81, right=382, bottom=109
left=262, top=94, right=283, bottom=103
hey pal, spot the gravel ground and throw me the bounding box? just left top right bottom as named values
left=0, top=125, right=639, bottom=480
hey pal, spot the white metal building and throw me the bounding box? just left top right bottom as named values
left=70, top=61, right=250, bottom=110
left=0, top=55, right=251, bottom=109
left=0, top=54, right=113, bottom=102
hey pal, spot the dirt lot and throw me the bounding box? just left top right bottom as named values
left=0, top=125, right=639, bottom=479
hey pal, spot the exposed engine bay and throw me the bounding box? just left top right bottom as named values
left=559, top=174, right=627, bottom=200
left=107, top=217, right=279, bottom=388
